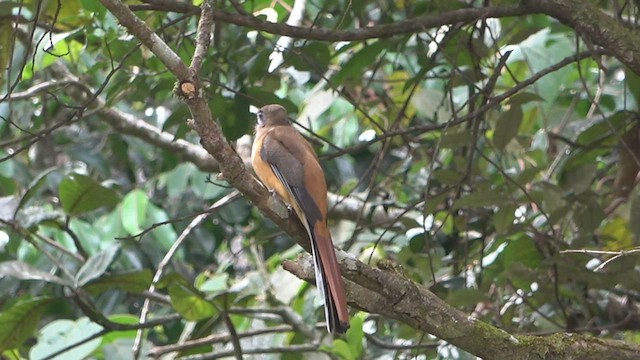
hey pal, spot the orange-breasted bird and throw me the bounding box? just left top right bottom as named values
left=251, top=104, right=349, bottom=333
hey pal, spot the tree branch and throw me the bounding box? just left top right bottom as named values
left=283, top=253, right=640, bottom=360
left=524, top=0, right=640, bottom=75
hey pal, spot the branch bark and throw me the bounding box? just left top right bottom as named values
left=284, top=254, right=640, bottom=360
left=524, top=0, right=640, bottom=75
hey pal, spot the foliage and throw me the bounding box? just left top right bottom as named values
left=1, top=0, right=640, bottom=358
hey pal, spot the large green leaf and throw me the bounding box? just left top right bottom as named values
left=0, top=297, right=55, bottom=352
left=29, top=317, right=102, bottom=360
left=332, top=41, right=387, bottom=85
left=493, top=105, right=523, bottom=149
left=285, top=42, right=332, bottom=72
left=84, top=270, right=152, bottom=294
left=59, top=174, right=119, bottom=215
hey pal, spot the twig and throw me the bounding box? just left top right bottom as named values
left=190, top=0, right=214, bottom=75
left=182, top=343, right=323, bottom=360
left=222, top=311, right=243, bottom=360
left=148, top=325, right=295, bottom=357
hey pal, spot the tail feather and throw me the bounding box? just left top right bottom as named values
left=309, top=220, right=349, bottom=333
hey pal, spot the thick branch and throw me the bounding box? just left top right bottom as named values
left=210, top=5, right=530, bottom=42
left=130, top=2, right=529, bottom=42
left=47, top=62, right=219, bottom=172
left=284, top=254, right=640, bottom=360
left=524, top=0, right=640, bottom=75
left=128, top=1, right=640, bottom=75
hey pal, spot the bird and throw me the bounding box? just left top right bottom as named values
left=251, top=104, right=350, bottom=334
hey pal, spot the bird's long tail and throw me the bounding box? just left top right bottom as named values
left=308, top=220, right=350, bottom=333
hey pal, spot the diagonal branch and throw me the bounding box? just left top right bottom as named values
left=283, top=253, right=640, bottom=360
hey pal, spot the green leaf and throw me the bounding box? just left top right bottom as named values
left=168, top=283, right=217, bottom=321
left=0, top=297, right=54, bottom=352
left=507, top=92, right=545, bottom=106
left=286, top=42, right=332, bottom=72
left=74, top=244, right=120, bottom=288
left=146, top=204, right=177, bottom=251
left=16, top=167, right=57, bottom=216
left=79, top=0, right=106, bottom=16
left=0, top=261, right=70, bottom=286
left=601, top=217, right=633, bottom=251
left=198, top=272, right=230, bottom=294
left=454, top=190, right=507, bottom=209
left=0, top=1, right=21, bottom=17
left=59, top=173, right=119, bottom=215
left=0, top=152, right=13, bottom=178
left=573, top=197, right=605, bottom=233
left=625, top=67, right=640, bottom=106
left=432, top=169, right=464, bottom=185
left=84, top=270, right=152, bottom=294
left=30, top=317, right=102, bottom=360
left=101, top=314, right=138, bottom=344
left=500, top=237, right=543, bottom=289
left=575, top=110, right=634, bottom=146
left=324, top=339, right=353, bottom=360
left=210, top=93, right=251, bottom=141
left=120, top=189, right=149, bottom=236
left=559, top=163, right=596, bottom=195
left=493, top=105, right=523, bottom=149
left=493, top=205, right=517, bottom=234
left=161, top=163, right=195, bottom=198
left=440, top=131, right=474, bottom=149
left=22, top=30, right=81, bottom=80
left=344, top=313, right=365, bottom=358
left=332, top=41, right=386, bottom=85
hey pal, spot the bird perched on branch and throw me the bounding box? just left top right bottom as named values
left=251, top=104, right=349, bottom=333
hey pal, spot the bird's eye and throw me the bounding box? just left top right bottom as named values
left=257, top=110, right=264, bottom=125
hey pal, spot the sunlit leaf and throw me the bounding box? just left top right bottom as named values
left=344, top=313, right=365, bottom=358
left=168, top=283, right=217, bottom=321
left=30, top=317, right=102, bottom=360
left=601, top=217, right=633, bottom=251
left=120, top=190, right=149, bottom=236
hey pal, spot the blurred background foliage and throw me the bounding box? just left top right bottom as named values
left=1, top=0, right=640, bottom=359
